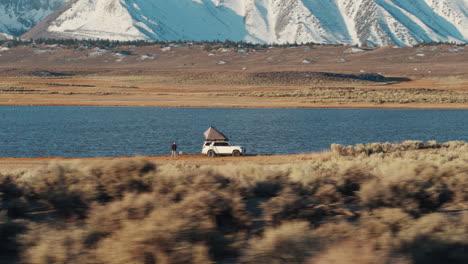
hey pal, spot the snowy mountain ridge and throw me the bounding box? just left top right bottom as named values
left=12, top=0, right=468, bottom=46
left=0, top=32, right=14, bottom=40
left=0, top=0, right=66, bottom=36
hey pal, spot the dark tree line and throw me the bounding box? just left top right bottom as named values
left=0, top=37, right=465, bottom=50
left=0, top=38, right=337, bottom=50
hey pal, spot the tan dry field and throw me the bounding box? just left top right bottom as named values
left=0, top=44, right=467, bottom=109
left=0, top=152, right=328, bottom=172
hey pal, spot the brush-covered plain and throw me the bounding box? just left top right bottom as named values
left=1, top=43, right=467, bottom=109
left=1, top=141, right=467, bottom=264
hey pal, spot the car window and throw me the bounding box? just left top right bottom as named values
left=214, top=142, right=229, bottom=146
left=205, top=142, right=211, bottom=146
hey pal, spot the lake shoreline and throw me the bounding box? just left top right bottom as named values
left=2, top=102, right=468, bottom=110
left=0, top=153, right=330, bottom=171
left=2, top=107, right=467, bottom=158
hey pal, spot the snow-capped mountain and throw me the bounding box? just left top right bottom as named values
left=0, top=32, right=14, bottom=40
left=0, top=0, right=66, bottom=36
left=20, top=0, right=468, bottom=46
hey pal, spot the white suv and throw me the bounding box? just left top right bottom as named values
left=202, top=141, right=246, bottom=157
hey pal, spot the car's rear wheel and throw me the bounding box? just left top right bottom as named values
left=207, top=150, right=216, bottom=157
left=232, top=150, right=241, bottom=156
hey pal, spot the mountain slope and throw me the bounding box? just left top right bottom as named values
left=0, top=32, right=14, bottom=40
left=21, top=0, right=468, bottom=46
left=0, top=0, right=65, bottom=36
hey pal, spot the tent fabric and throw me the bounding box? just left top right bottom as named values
left=204, top=126, right=228, bottom=141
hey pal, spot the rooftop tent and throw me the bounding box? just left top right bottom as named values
left=204, top=126, right=229, bottom=141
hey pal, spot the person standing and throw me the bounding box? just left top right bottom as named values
left=171, top=142, right=177, bottom=157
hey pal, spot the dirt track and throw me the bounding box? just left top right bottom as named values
left=0, top=153, right=331, bottom=172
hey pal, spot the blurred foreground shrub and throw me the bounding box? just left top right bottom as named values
left=0, top=142, right=465, bottom=263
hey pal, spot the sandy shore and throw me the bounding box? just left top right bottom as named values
left=0, top=153, right=330, bottom=172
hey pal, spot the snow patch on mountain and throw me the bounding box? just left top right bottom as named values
left=0, top=32, right=14, bottom=40
left=47, top=0, right=145, bottom=40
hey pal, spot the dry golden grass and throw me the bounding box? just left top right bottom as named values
left=1, top=44, right=468, bottom=109
left=1, top=74, right=467, bottom=108
left=0, top=142, right=467, bottom=263
left=220, top=87, right=468, bottom=104
left=243, top=221, right=318, bottom=264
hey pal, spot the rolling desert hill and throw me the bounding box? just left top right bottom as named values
left=0, top=42, right=467, bottom=78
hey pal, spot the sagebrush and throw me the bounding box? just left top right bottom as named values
left=0, top=142, right=467, bottom=264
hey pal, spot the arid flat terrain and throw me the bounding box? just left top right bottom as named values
left=0, top=153, right=328, bottom=172
left=0, top=44, right=467, bottom=109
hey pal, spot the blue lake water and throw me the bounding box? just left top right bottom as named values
left=0, top=106, right=467, bottom=157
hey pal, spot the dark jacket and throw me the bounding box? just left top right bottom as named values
left=172, top=143, right=177, bottom=151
